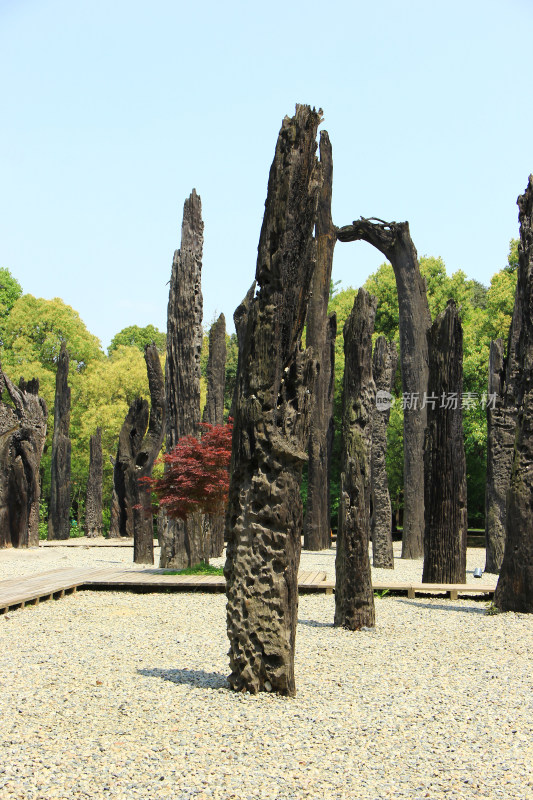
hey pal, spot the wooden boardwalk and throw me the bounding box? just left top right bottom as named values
left=0, top=567, right=497, bottom=614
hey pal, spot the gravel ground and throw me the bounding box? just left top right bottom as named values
left=0, top=544, right=530, bottom=800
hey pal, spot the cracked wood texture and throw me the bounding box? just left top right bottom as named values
left=335, top=288, right=377, bottom=630
left=48, top=341, right=71, bottom=540
left=159, top=189, right=205, bottom=569
left=0, top=371, right=47, bottom=548
left=202, top=313, right=227, bottom=557
left=485, top=339, right=513, bottom=572
left=337, top=218, right=431, bottom=558
left=109, top=345, right=165, bottom=564
left=422, top=301, right=467, bottom=584
left=371, top=337, right=398, bottom=568
left=303, top=131, right=337, bottom=551
left=494, top=176, right=533, bottom=612
left=225, top=105, right=322, bottom=696
left=84, top=427, right=103, bottom=537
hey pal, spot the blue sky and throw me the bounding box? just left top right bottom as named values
left=1, top=0, right=532, bottom=351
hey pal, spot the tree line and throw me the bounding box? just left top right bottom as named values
left=0, top=241, right=516, bottom=536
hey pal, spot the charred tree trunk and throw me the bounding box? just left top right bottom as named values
left=159, top=189, right=205, bottom=569
left=202, top=313, right=227, bottom=558
left=371, top=337, right=398, bottom=568
left=110, top=345, right=165, bottom=564
left=0, top=372, right=47, bottom=548
left=485, top=339, right=512, bottom=572
left=335, top=289, right=377, bottom=629
left=494, top=176, right=533, bottom=612
left=84, top=427, right=103, bottom=538
left=422, top=301, right=467, bottom=584
left=337, top=218, right=431, bottom=558
left=47, top=341, right=71, bottom=540
left=304, top=131, right=337, bottom=551
left=225, top=105, right=322, bottom=696
left=134, top=344, right=166, bottom=564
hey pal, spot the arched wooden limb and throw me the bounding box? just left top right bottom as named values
left=304, top=131, right=337, bottom=551
left=225, top=105, right=322, bottom=696
left=337, top=218, right=431, bottom=559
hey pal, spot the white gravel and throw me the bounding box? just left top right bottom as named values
left=0, top=542, right=531, bottom=800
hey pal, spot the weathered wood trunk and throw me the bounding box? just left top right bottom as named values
left=110, top=345, right=165, bottom=564
left=159, top=189, right=205, bottom=569
left=337, top=218, right=431, bottom=558
left=422, top=301, right=467, bottom=584
left=334, top=289, right=377, bottom=630
left=304, top=131, right=337, bottom=552
left=371, top=337, right=398, bottom=568
left=225, top=104, right=322, bottom=696
left=48, top=341, right=71, bottom=540
left=84, top=427, right=103, bottom=538
left=0, top=372, right=47, bottom=548
left=202, top=313, right=227, bottom=558
left=494, top=175, right=533, bottom=612
left=485, top=340, right=512, bottom=572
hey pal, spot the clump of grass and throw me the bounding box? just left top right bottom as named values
left=485, top=602, right=501, bottom=616
left=374, top=589, right=390, bottom=599
left=164, top=561, right=224, bottom=576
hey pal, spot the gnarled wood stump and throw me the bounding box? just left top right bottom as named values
left=159, top=189, right=206, bottom=568
left=0, top=371, right=47, bottom=548
left=225, top=104, right=322, bottom=696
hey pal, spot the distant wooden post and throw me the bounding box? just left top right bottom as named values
left=48, top=341, right=71, bottom=540
left=225, top=105, right=322, bottom=696
left=84, top=427, right=103, bottom=538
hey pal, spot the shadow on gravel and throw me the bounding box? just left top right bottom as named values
left=298, top=619, right=333, bottom=628
left=138, top=667, right=229, bottom=690
left=399, top=599, right=488, bottom=615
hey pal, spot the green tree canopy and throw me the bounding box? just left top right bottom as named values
left=0, top=267, right=23, bottom=346
left=108, top=324, right=166, bottom=355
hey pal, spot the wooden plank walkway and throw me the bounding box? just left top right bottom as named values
left=0, top=567, right=497, bottom=614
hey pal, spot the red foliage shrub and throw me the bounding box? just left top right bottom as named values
left=142, top=421, right=233, bottom=522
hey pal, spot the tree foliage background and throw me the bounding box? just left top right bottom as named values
left=0, top=241, right=517, bottom=534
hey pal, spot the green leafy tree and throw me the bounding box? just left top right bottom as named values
left=0, top=267, right=23, bottom=346
left=108, top=324, right=166, bottom=355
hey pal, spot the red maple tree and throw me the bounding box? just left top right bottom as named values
left=142, top=421, right=233, bottom=521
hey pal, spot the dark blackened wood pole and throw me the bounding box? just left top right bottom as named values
left=0, top=372, right=47, bottom=547
left=495, top=176, right=533, bottom=612
left=422, top=301, right=467, bottom=584
left=109, top=345, right=165, bottom=564
left=337, top=218, right=431, bottom=558
left=371, top=337, right=398, bottom=569
left=133, top=344, right=166, bottom=564
left=159, top=190, right=205, bottom=568
left=304, top=131, right=337, bottom=551
left=48, top=341, right=71, bottom=540
left=335, top=288, right=377, bottom=630
left=225, top=105, right=322, bottom=696
left=84, top=427, right=103, bottom=538
left=485, top=339, right=512, bottom=572
left=202, top=313, right=227, bottom=558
